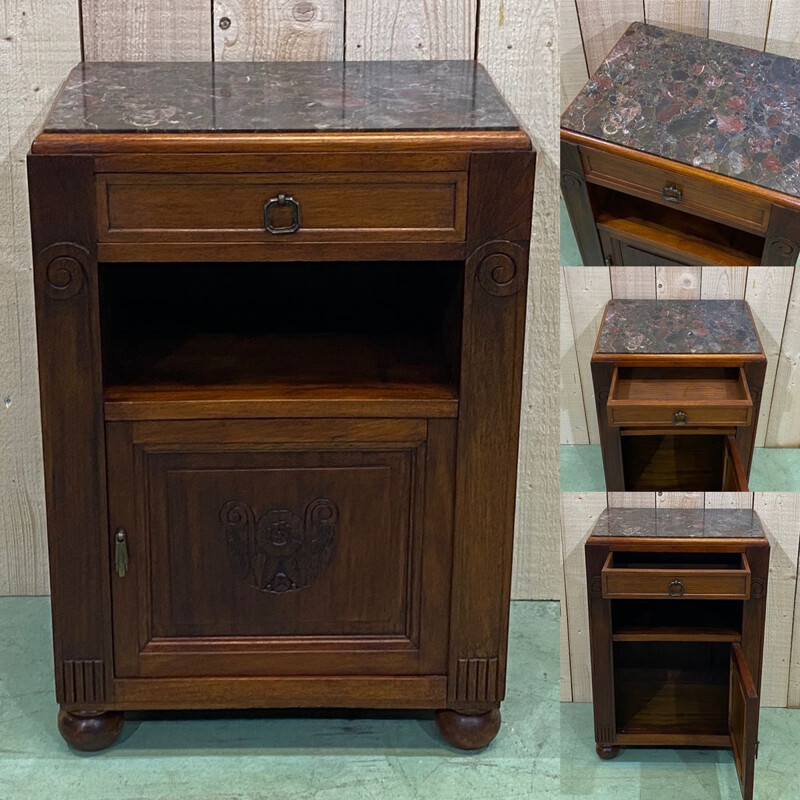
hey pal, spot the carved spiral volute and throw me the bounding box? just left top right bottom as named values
left=37, top=243, right=89, bottom=300
left=470, top=240, right=528, bottom=298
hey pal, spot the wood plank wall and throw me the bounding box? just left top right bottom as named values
left=561, top=492, right=800, bottom=709
left=1, top=1, right=559, bottom=600
left=560, top=267, right=800, bottom=448
left=561, top=0, right=800, bottom=111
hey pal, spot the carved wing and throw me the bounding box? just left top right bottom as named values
left=220, top=501, right=256, bottom=584
left=302, top=499, right=338, bottom=586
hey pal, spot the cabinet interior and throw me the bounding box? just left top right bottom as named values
left=99, top=260, right=464, bottom=414
left=590, top=187, right=765, bottom=266
left=612, top=598, right=743, bottom=642
left=614, top=640, right=730, bottom=737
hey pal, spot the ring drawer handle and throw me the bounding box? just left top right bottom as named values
left=662, top=183, right=682, bottom=202
left=673, top=410, right=688, bottom=426
left=668, top=579, right=685, bottom=597
left=264, top=193, right=301, bottom=234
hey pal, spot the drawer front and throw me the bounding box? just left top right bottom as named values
left=607, top=367, right=753, bottom=428
left=602, top=553, right=751, bottom=600
left=97, top=172, right=468, bottom=244
left=108, top=418, right=454, bottom=679
left=581, top=147, right=771, bottom=234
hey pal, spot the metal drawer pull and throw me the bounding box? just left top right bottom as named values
left=662, top=183, right=682, bottom=202
left=668, top=579, right=685, bottom=597
left=673, top=410, right=688, bottom=426
left=264, top=193, right=301, bottom=234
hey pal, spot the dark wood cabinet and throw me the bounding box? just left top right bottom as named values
left=586, top=507, right=769, bottom=800
left=561, top=23, right=800, bottom=266
left=592, top=300, right=766, bottom=492
left=28, top=61, right=535, bottom=751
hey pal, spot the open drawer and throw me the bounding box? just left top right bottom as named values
left=601, top=551, right=751, bottom=600
left=607, top=366, right=752, bottom=428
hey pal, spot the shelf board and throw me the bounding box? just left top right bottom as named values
left=613, top=626, right=741, bottom=643
left=104, top=331, right=459, bottom=420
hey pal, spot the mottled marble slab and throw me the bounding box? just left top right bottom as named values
left=590, top=507, right=764, bottom=538
left=596, top=299, right=761, bottom=355
left=42, top=61, right=520, bottom=134
left=561, top=21, right=800, bottom=198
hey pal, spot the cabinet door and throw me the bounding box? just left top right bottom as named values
left=723, top=435, right=750, bottom=491
left=729, top=643, right=759, bottom=800
left=107, top=419, right=454, bottom=679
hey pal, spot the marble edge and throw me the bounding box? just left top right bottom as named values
left=587, top=507, right=766, bottom=539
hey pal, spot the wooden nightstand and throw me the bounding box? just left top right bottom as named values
left=28, top=61, right=535, bottom=751
left=591, top=299, right=766, bottom=491
left=586, top=507, right=769, bottom=800
left=561, top=22, right=800, bottom=267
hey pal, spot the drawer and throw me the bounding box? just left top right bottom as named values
left=607, top=367, right=752, bottom=428
left=580, top=147, right=771, bottom=234
left=601, top=552, right=751, bottom=600
left=96, top=171, right=468, bottom=244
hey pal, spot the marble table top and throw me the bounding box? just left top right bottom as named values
left=561, top=22, right=800, bottom=198
left=590, top=507, right=765, bottom=539
left=596, top=299, right=761, bottom=355
left=42, top=61, right=520, bottom=134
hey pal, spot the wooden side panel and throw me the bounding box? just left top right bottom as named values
left=561, top=0, right=589, bottom=110
left=0, top=0, right=81, bottom=597
left=344, top=0, right=476, bottom=59
left=479, top=0, right=560, bottom=600
left=766, top=268, right=800, bottom=447
left=561, top=142, right=604, bottom=266
left=82, top=0, right=212, bottom=60
left=561, top=269, right=590, bottom=444
left=448, top=150, right=533, bottom=706
left=214, top=0, right=345, bottom=60
left=574, top=0, right=645, bottom=74
left=28, top=155, right=112, bottom=705
left=755, top=492, right=800, bottom=707
left=765, top=0, right=800, bottom=58
left=585, top=537, right=614, bottom=740
left=644, top=0, right=709, bottom=36
left=564, top=267, right=612, bottom=444
left=709, top=0, right=771, bottom=51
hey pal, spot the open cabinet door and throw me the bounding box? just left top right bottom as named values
left=729, top=643, right=759, bottom=800
left=723, top=435, right=749, bottom=491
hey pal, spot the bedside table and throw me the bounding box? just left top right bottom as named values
left=585, top=507, right=769, bottom=800
left=591, top=299, right=766, bottom=491
left=561, top=22, right=800, bottom=267
left=28, top=61, right=535, bottom=751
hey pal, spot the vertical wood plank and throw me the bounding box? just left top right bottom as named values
left=82, top=0, right=212, bottom=60
left=479, top=0, right=560, bottom=600
left=564, top=267, right=613, bottom=444
left=708, top=0, right=770, bottom=51
left=561, top=492, right=607, bottom=702
left=607, top=492, right=656, bottom=507
left=656, top=266, right=701, bottom=299
left=561, top=0, right=589, bottom=110
left=644, top=0, right=709, bottom=36
left=704, top=492, right=754, bottom=509
left=755, top=493, right=800, bottom=707
left=610, top=266, right=656, bottom=298
left=574, top=0, right=645, bottom=74
left=0, top=0, right=81, bottom=595
left=345, top=0, right=476, bottom=60
left=746, top=267, right=794, bottom=447
left=561, top=269, right=589, bottom=444
left=765, top=0, right=800, bottom=58
left=214, top=1, right=345, bottom=60
left=656, top=492, right=705, bottom=508
left=699, top=266, right=747, bottom=299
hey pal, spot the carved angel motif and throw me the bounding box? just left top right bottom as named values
left=220, top=498, right=338, bottom=593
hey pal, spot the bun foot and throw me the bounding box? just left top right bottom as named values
left=435, top=708, right=501, bottom=750
left=58, top=709, right=124, bottom=751
left=596, top=743, right=620, bottom=760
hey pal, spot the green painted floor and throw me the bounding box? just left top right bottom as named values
left=0, top=598, right=557, bottom=800
left=560, top=444, right=800, bottom=492
left=561, top=701, right=800, bottom=800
